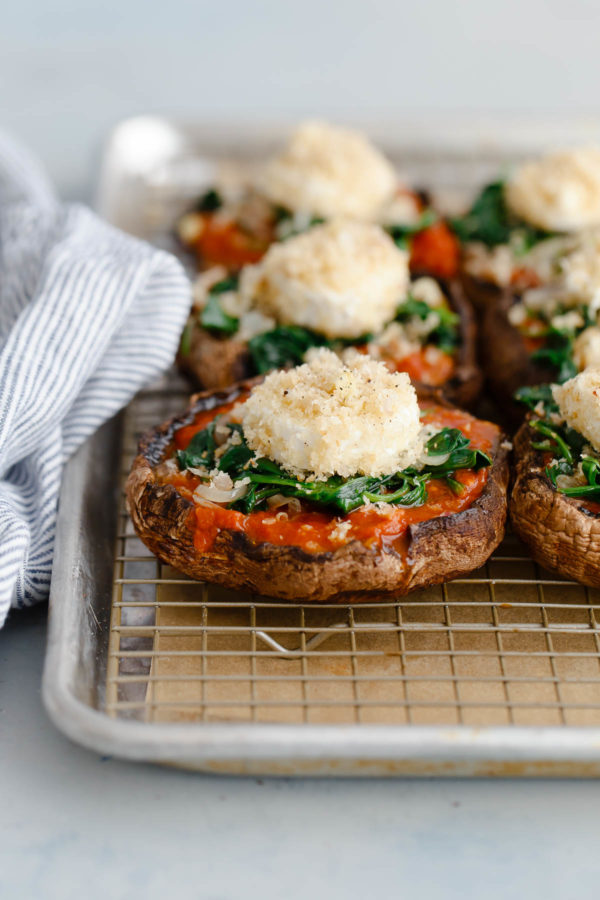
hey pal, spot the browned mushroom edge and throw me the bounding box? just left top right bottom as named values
left=460, top=271, right=506, bottom=314
left=177, top=278, right=483, bottom=409
left=479, top=287, right=557, bottom=424
left=510, top=417, right=600, bottom=586
left=126, top=380, right=510, bottom=604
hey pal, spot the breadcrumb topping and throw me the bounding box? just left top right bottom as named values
left=257, top=120, right=398, bottom=220
left=573, top=326, right=600, bottom=371
left=239, top=348, right=422, bottom=479
left=239, top=219, right=409, bottom=339
left=553, top=367, right=600, bottom=451
left=506, top=147, right=600, bottom=232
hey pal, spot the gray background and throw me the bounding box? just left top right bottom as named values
left=3, top=2, right=600, bottom=897
left=4, top=0, right=600, bottom=198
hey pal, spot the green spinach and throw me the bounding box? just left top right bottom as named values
left=386, top=209, right=437, bottom=249
left=514, top=384, right=557, bottom=412
left=248, top=326, right=329, bottom=374
left=273, top=206, right=325, bottom=239
left=199, top=277, right=240, bottom=337
left=179, top=321, right=193, bottom=357
left=530, top=333, right=578, bottom=384
left=516, top=392, right=600, bottom=502
left=177, top=423, right=491, bottom=515
left=519, top=304, right=592, bottom=384
left=194, top=188, right=223, bottom=213
left=196, top=277, right=459, bottom=370
left=395, top=295, right=460, bottom=354
left=450, top=181, right=552, bottom=249
left=176, top=420, right=218, bottom=471
left=200, top=294, right=239, bottom=336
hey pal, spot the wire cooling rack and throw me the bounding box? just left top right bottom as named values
left=104, top=385, right=600, bottom=730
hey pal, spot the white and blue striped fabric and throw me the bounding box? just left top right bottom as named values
left=0, top=132, right=191, bottom=627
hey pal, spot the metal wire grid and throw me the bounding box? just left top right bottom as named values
left=104, top=385, right=600, bottom=729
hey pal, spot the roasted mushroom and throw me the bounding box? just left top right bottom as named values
left=460, top=271, right=505, bottom=314
left=511, top=416, right=600, bottom=586
left=480, top=288, right=557, bottom=422
left=127, top=357, right=509, bottom=603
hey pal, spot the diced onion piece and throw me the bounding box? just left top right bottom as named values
left=422, top=452, right=451, bottom=466
left=193, top=479, right=249, bottom=505
left=266, top=493, right=302, bottom=513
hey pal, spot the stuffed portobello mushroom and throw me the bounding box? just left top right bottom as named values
left=178, top=219, right=481, bottom=408
left=480, top=228, right=600, bottom=419
left=511, top=372, right=600, bottom=586
left=453, top=147, right=600, bottom=310
left=177, top=120, right=460, bottom=280
left=127, top=349, right=509, bottom=603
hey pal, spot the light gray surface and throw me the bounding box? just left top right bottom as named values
left=4, top=0, right=600, bottom=198
left=2, top=605, right=600, bottom=899
left=5, top=3, right=600, bottom=891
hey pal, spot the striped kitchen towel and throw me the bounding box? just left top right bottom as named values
left=0, top=132, right=191, bottom=627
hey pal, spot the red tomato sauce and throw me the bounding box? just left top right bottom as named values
left=354, top=343, right=455, bottom=387
left=193, top=202, right=459, bottom=279
left=174, top=397, right=247, bottom=451
left=194, top=215, right=271, bottom=268
left=160, top=401, right=498, bottom=555
left=522, top=335, right=546, bottom=354
left=355, top=290, right=458, bottom=386
left=391, top=346, right=455, bottom=386
left=409, top=221, right=460, bottom=279
left=517, top=315, right=548, bottom=355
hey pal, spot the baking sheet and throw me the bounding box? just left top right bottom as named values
left=42, top=117, right=600, bottom=775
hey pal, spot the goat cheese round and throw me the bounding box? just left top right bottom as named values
left=240, top=348, right=423, bottom=479
left=239, top=219, right=409, bottom=339
left=573, top=326, right=600, bottom=371
left=257, top=120, right=398, bottom=220
left=506, top=147, right=600, bottom=232
left=553, top=367, right=600, bottom=451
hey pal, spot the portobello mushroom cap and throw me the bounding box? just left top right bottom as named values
left=460, top=270, right=505, bottom=314
left=126, top=380, right=510, bottom=603
left=510, top=417, right=600, bottom=586
left=480, top=287, right=556, bottom=424
left=178, top=278, right=482, bottom=408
